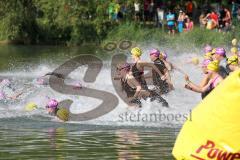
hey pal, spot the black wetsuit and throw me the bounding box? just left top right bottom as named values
left=121, top=77, right=169, bottom=107
left=131, top=63, right=148, bottom=90
left=152, top=58, right=169, bottom=94
left=121, top=78, right=142, bottom=107
left=218, top=66, right=229, bottom=79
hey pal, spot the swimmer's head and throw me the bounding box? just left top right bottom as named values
left=131, top=47, right=142, bottom=57
left=160, top=51, right=167, bottom=60
left=201, top=59, right=211, bottom=67
left=204, top=45, right=212, bottom=53
left=227, top=55, right=238, bottom=66
left=207, top=60, right=220, bottom=72
left=149, top=48, right=160, bottom=57
left=117, top=63, right=131, bottom=72
left=47, top=99, right=58, bottom=109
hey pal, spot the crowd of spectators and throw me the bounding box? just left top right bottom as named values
left=107, top=0, right=240, bottom=35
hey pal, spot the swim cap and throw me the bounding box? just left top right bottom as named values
left=0, top=91, right=6, bottom=100
left=215, top=47, right=226, bottom=57
left=204, top=52, right=214, bottom=60
left=131, top=47, right=142, bottom=57
left=1, top=79, right=11, bottom=87
left=74, top=82, right=82, bottom=89
left=160, top=51, right=167, bottom=60
left=231, top=47, right=238, bottom=54
left=227, top=55, right=238, bottom=65
left=56, top=108, right=69, bottom=122
left=207, top=60, right=219, bottom=72
left=149, top=48, right=160, bottom=57
left=204, top=45, right=212, bottom=53
left=201, top=59, right=211, bottom=67
left=47, top=99, right=58, bottom=109
left=232, top=38, right=238, bottom=46
left=191, top=57, right=199, bottom=65
left=25, top=102, right=38, bottom=111
left=117, top=63, right=131, bottom=72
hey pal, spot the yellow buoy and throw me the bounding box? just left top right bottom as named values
left=191, top=57, right=200, bottom=65
left=25, top=102, right=38, bottom=111
left=172, top=70, right=240, bottom=159
left=232, top=38, right=238, bottom=46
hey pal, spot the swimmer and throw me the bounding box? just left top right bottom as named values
left=159, top=51, right=173, bottom=71
left=185, top=60, right=223, bottom=99
left=131, top=47, right=166, bottom=90
left=0, top=79, right=23, bottom=100
left=226, top=55, right=239, bottom=72
left=46, top=99, right=69, bottom=122
left=117, top=63, right=169, bottom=108
left=212, top=47, right=229, bottom=78
left=149, top=48, right=173, bottom=94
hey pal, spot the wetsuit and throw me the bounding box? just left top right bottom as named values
left=218, top=59, right=229, bottom=79
left=201, top=75, right=220, bottom=99
left=121, top=78, right=142, bottom=107
left=121, top=78, right=169, bottom=107
left=131, top=63, right=148, bottom=90
left=152, top=58, right=169, bottom=94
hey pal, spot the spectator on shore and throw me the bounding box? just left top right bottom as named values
left=156, top=7, right=164, bottom=27
left=221, top=7, right=231, bottom=32
left=166, top=10, right=176, bottom=35
left=199, top=13, right=207, bottom=27
left=184, top=17, right=194, bottom=32
left=149, top=0, right=155, bottom=22
left=108, top=1, right=115, bottom=20
left=177, top=10, right=185, bottom=33
left=144, top=0, right=150, bottom=23
left=113, top=1, right=121, bottom=22
left=186, top=0, right=193, bottom=17
left=206, top=11, right=218, bottom=30
left=237, top=6, right=240, bottom=21
left=134, top=0, right=141, bottom=22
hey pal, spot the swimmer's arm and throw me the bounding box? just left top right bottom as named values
left=139, top=61, right=164, bottom=77
left=199, top=74, right=210, bottom=87
left=162, top=60, right=172, bottom=71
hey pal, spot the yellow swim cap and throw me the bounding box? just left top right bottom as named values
left=204, top=52, right=214, bottom=60
left=56, top=108, right=69, bottom=122
left=207, top=60, right=219, bottom=72
left=131, top=47, right=142, bottom=57
left=231, top=47, right=238, bottom=54
left=212, top=48, right=216, bottom=54
left=232, top=38, right=238, bottom=46
left=227, top=55, right=239, bottom=65
left=191, top=57, right=199, bottom=65
left=25, top=102, right=37, bottom=111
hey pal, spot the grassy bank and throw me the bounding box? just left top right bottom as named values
left=103, top=22, right=240, bottom=51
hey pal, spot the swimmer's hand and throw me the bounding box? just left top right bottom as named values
left=184, top=75, right=190, bottom=82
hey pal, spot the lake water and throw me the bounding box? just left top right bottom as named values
left=0, top=44, right=203, bottom=159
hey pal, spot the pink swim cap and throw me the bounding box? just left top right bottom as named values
left=215, top=47, right=226, bottom=57
left=37, top=78, right=44, bottom=85
left=47, top=99, right=58, bottom=109
left=1, top=79, right=11, bottom=87
left=204, top=45, right=212, bottom=53
left=149, top=49, right=160, bottom=57
left=201, top=59, right=211, bottom=67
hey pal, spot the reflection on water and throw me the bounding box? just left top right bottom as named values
left=0, top=118, right=178, bottom=159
